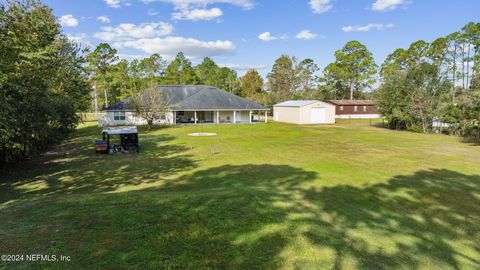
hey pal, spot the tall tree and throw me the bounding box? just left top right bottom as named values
left=267, top=55, right=297, bottom=102
left=138, top=53, right=167, bottom=89
left=297, top=58, right=319, bottom=92
left=128, top=59, right=142, bottom=95
left=217, top=67, right=238, bottom=93
left=377, top=37, right=454, bottom=133
left=324, top=41, right=377, bottom=100
left=195, top=57, right=219, bottom=86
left=323, top=62, right=348, bottom=99
left=164, top=52, right=198, bottom=85
left=239, top=69, right=263, bottom=97
left=428, top=37, right=449, bottom=79
left=462, top=22, right=480, bottom=89
left=376, top=63, right=450, bottom=132
left=0, top=0, right=90, bottom=167
left=446, top=32, right=461, bottom=102
left=86, top=43, right=118, bottom=108
left=405, top=40, right=430, bottom=66
left=109, top=60, right=132, bottom=101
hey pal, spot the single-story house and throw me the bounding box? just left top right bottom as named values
left=99, top=85, right=269, bottom=126
left=326, top=100, right=381, bottom=119
left=273, top=100, right=336, bottom=124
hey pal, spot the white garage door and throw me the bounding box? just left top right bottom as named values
left=311, top=108, right=326, bottom=124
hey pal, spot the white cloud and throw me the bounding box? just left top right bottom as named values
left=142, top=0, right=253, bottom=21
left=141, top=0, right=254, bottom=9
left=105, top=0, right=131, bottom=8
left=309, top=0, right=332, bottom=14
left=117, top=54, right=150, bottom=61
left=94, top=20, right=234, bottom=59
left=258, top=32, right=287, bottom=41
left=219, top=63, right=267, bottom=71
left=121, top=37, right=236, bottom=59
left=105, top=0, right=121, bottom=8
left=96, top=16, right=111, bottom=23
left=94, top=22, right=174, bottom=41
left=295, top=30, right=318, bottom=40
left=59, top=15, right=79, bottom=27
left=67, top=33, right=91, bottom=48
left=258, top=32, right=275, bottom=41
left=172, top=7, right=223, bottom=21
left=372, top=0, right=409, bottom=11
left=342, top=23, right=394, bottom=32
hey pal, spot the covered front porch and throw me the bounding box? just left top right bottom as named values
left=174, top=110, right=268, bottom=125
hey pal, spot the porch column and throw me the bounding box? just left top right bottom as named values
left=264, top=111, right=268, bottom=123
left=249, top=111, right=252, bottom=124
left=233, top=111, right=236, bottom=124
left=194, top=111, right=197, bottom=124
left=216, top=111, right=220, bottom=124
left=173, top=111, right=176, bottom=125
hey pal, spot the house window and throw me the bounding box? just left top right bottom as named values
left=354, top=106, right=358, bottom=112
left=363, top=106, right=367, bottom=112
left=340, top=106, right=344, bottom=111
left=177, top=111, right=185, bottom=116
left=114, top=111, right=126, bottom=121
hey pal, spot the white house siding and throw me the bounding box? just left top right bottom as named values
left=218, top=111, right=234, bottom=123
left=100, top=110, right=261, bottom=126
left=100, top=111, right=174, bottom=127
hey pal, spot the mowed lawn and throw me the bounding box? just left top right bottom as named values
left=1, top=120, right=480, bottom=269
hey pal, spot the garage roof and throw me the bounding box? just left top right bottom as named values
left=274, top=100, right=319, bottom=107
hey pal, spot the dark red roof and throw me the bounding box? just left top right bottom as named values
left=326, top=100, right=375, bottom=106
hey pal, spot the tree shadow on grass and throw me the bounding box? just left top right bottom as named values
left=1, top=165, right=479, bottom=269
left=158, top=167, right=480, bottom=269
left=459, top=137, right=480, bottom=146
left=0, top=164, right=317, bottom=269
left=0, top=124, right=197, bottom=204
left=302, top=169, right=480, bottom=269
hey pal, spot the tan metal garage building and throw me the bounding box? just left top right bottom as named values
left=273, top=100, right=336, bottom=124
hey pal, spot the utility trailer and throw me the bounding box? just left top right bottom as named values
left=95, top=126, right=139, bottom=154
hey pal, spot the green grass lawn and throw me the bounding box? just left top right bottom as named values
left=1, top=120, right=479, bottom=269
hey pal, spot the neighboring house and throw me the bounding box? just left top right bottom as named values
left=327, top=100, right=381, bottom=119
left=99, top=85, right=269, bottom=126
left=273, top=100, right=336, bottom=124
left=432, top=119, right=453, bottom=133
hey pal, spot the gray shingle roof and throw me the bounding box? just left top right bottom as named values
left=105, top=85, right=268, bottom=111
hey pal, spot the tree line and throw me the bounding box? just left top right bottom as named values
left=376, top=22, right=480, bottom=137
left=1, top=0, right=90, bottom=168
left=86, top=40, right=379, bottom=111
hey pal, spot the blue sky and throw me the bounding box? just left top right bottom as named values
left=47, top=0, right=479, bottom=77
